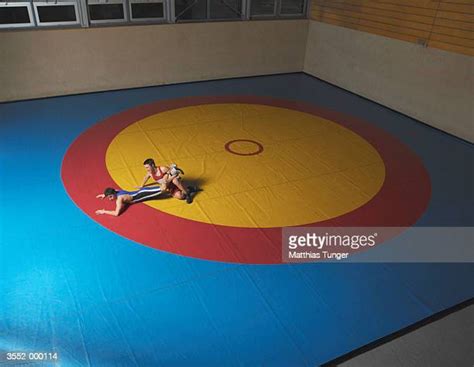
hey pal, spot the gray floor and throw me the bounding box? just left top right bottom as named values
left=339, top=305, right=474, bottom=367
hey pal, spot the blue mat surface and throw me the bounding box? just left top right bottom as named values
left=1, top=73, right=473, bottom=366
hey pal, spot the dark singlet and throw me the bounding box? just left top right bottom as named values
left=117, top=187, right=162, bottom=204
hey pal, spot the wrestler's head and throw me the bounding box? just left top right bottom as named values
left=104, top=187, right=117, bottom=200
left=143, top=158, right=156, bottom=174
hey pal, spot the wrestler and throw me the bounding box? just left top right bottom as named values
left=95, top=186, right=162, bottom=216
left=139, top=158, right=195, bottom=204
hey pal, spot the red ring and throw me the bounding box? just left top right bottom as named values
left=224, top=139, right=264, bottom=156
left=61, top=96, right=431, bottom=264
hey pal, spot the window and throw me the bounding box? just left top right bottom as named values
left=175, top=0, right=242, bottom=21
left=33, top=1, right=79, bottom=26
left=175, top=0, right=206, bottom=21
left=249, top=0, right=305, bottom=18
left=250, top=0, right=275, bottom=16
left=0, top=0, right=306, bottom=30
left=209, top=0, right=241, bottom=19
left=279, top=0, right=304, bottom=15
left=88, top=0, right=126, bottom=23
left=0, top=2, right=35, bottom=28
left=130, top=0, right=165, bottom=21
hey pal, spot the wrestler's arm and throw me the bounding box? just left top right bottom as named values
left=160, top=166, right=170, bottom=175
left=96, top=193, right=105, bottom=199
left=96, top=197, right=124, bottom=216
left=138, top=174, right=151, bottom=188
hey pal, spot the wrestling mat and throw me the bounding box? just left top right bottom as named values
left=1, top=74, right=473, bottom=366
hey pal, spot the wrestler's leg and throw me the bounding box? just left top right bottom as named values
left=131, top=186, right=162, bottom=203
left=171, top=190, right=185, bottom=200
left=170, top=184, right=193, bottom=203
left=171, top=176, right=189, bottom=195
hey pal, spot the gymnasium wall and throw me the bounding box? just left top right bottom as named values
left=304, top=20, right=474, bottom=142
left=310, top=0, right=474, bottom=57
left=1, top=11, right=473, bottom=142
left=0, top=20, right=308, bottom=102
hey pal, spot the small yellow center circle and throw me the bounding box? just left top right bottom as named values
left=106, top=103, right=385, bottom=228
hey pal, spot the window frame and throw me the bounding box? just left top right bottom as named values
left=174, top=0, right=207, bottom=22
left=32, top=1, right=81, bottom=26
left=0, top=0, right=307, bottom=30
left=174, top=0, right=244, bottom=22
left=87, top=0, right=127, bottom=25
left=248, top=0, right=307, bottom=19
left=0, top=2, right=35, bottom=28
left=277, top=0, right=305, bottom=17
left=248, top=0, right=277, bottom=19
left=208, top=0, right=243, bottom=21
left=129, top=0, right=166, bottom=23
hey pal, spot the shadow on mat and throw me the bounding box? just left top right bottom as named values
left=184, top=177, right=206, bottom=199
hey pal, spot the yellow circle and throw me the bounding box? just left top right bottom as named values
left=106, top=103, right=385, bottom=228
